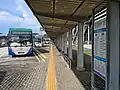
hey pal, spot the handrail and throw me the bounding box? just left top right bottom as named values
left=60, top=52, right=71, bottom=69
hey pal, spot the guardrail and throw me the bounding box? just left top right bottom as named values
left=56, top=46, right=72, bottom=69
left=60, top=52, right=71, bottom=69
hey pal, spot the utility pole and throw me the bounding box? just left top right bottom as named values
left=40, top=27, right=44, bottom=47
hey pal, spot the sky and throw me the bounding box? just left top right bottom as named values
left=0, top=0, right=45, bottom=35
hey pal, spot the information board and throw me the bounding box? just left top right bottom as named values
left=94, top=16, right=106, bottom=80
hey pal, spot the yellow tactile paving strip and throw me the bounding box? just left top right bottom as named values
left=46, top=45, right=57, bottom=90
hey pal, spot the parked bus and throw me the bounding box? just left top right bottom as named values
left=33, top=34, right=42, bottom=47
left=7, top=28, right=33, bottom=56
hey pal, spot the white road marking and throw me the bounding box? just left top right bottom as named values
left=34, top=48, right=46, bottom=62
left=16, top=57, right=19, bottom=60
left=0, top=54, right=4, bottom=57
left=38, top=54, right=45, bottom=62
left=25, top=57, right=28, bottom=59
left=33, top=52, right=41, bottom=62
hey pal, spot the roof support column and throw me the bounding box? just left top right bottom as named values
left=60, top=36, right=62, bottom=51
left=57, top=37, right=59, bottom=48
left=54, top=39, right=56, bottom=46
left=87, top=25, right=90, bottom=45
left=56, top=38, right=59, bottom=48
left=106, top=1, right=120, bottom=90
left=62, top=34, right=64, bottom=52
left=64, top=32, right=67, bottom=55
left=68, top=29, right=72, bottom=59
left=76, top=22, right=85, bottom=71
left=58, top=37, right=60, bottom=49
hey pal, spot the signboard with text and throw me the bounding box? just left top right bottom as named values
left=94, top=16, right=106, bottom=80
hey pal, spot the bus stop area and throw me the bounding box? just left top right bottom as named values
left=0, top=0, right=120, bottom=90
left=26, top=0, right=120, bottom=90
left=0, top=45, right=85, bottom=90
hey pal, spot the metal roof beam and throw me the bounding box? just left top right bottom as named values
left=42, top=22, right=73, bottom=28
left=36, top=12, right=88, bottom=22
left=46, top=31, right=63, bottom=36
left=44, top=27, right=69, bottom=32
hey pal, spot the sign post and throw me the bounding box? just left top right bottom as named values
left=40, top=27, right=44, bottom=47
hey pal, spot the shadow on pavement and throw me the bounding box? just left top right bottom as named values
left=0, top=71, right=7, bottom=84
left=56, top=47, right=105, bottom=89
left=12, top=54, right=35, bottom=57
left=72, top=49, right=105, bottom=90
left=71, top=49, right=91, bottom=89
left=57, top=47, right=91, bottom=89
left=42, top=44, right=50, bottom=47
left=36, top=48, right=49, bottom=53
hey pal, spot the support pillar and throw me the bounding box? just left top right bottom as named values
left=59, top=36, right=61, bottom=50
left=60, top=36, right=62, bottom=51
left=58, top=37, right=60, bottom=49
left=88, top=25, right=90, bottom=45
left=107, top=1, right=120, bottom=90
left=54, top=39, right=56, bottom=46
left=76, top=23, right=84, bottom=71
left=68, top=29, right=72, bottom=59
left=57, top=38, right=59, bottom=48
left=64, top=32, right=67, bottom=55
left=62, top=34, right=64, bottom=52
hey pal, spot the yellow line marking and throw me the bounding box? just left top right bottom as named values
left=34, top=48, right=48, bottom=59
left=46, top=45, right=57, bottom=90
left=33, top=48, right=45, bottom=62
left=40, top=53, right=48, bottom=59
left=38, top=54, right=45, bottom=62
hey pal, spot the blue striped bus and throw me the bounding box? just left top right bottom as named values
left=7, top=28, right=33, bottom=56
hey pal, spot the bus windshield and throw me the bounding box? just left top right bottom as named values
left=9, top=35, right=32, bottom=47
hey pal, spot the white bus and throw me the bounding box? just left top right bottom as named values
left=7, top=28, right=33, bottom=56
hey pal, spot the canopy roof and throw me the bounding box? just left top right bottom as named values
left=26, top=0, right=107, bottom=39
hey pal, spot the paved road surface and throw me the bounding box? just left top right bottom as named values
left=0, top=46, right=85, bottom=90
left=0, top=47, right=37, bottom=65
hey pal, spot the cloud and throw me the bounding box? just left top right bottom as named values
left=0, top=0, right=40, bottom=24
left=0, top=11, right=23, bottom=22
left=0, top=0, right=24, bottom=18
left=0, top=11, right=10, bottom=16
left=15, top=0, right=34, bottom=17
left=16, top=1, right=29, bottom=18
left=0, top=0, right=41, bottom=35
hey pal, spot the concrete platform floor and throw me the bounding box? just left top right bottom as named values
left=0, top=45, right=85, bottom=90
left=72, top=46, right=105, bottom=90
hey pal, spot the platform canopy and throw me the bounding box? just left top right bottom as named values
left=26, top=0, right=107, bottom=39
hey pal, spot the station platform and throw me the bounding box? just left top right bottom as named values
left=0, top=45, right=85, bottom=90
